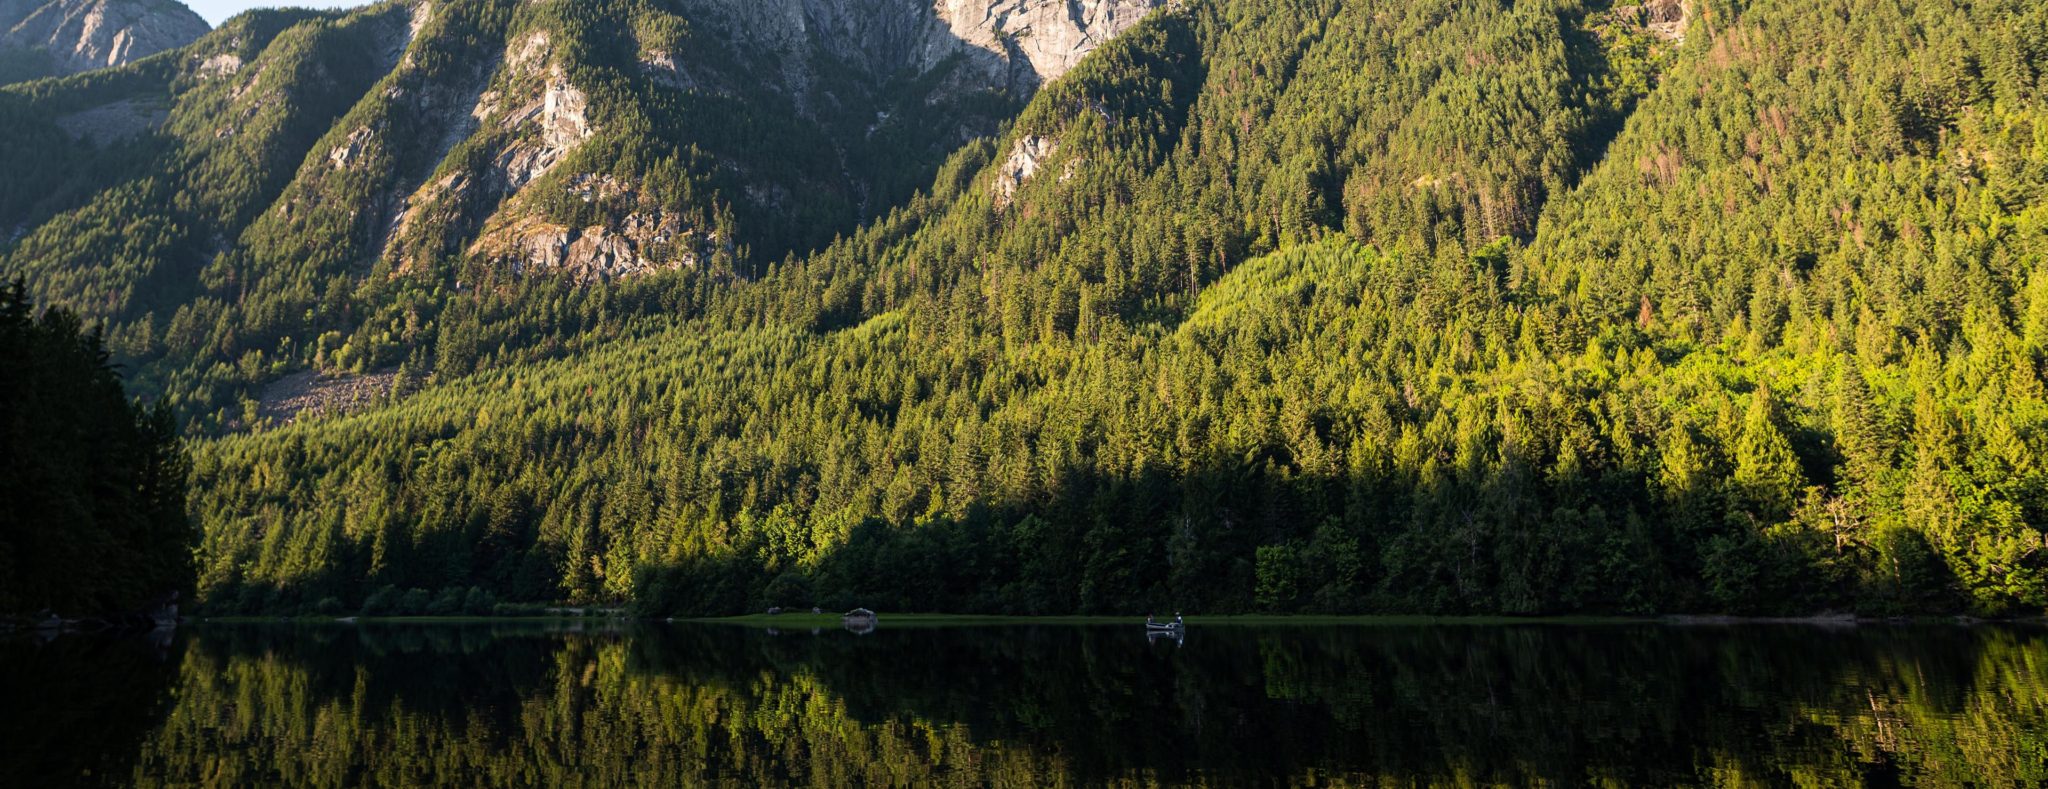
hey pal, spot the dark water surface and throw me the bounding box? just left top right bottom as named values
left=2, top=621, right=2043, bottom=786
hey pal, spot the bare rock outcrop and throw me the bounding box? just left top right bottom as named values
left=994, top=134, right=1056, bottom=207
left=1616, top=0, right=1690, bottom=44
left=495, top=66, right=591, bottom=189
left=933, top=0, right=1168, bottom=87
left=467, top=175, right=706, bottom=283
left=1, top=0, right=208, bottom=80
left=688, top=0, right=1167, bottom=101
left=328, top=125, right=375, bottom=169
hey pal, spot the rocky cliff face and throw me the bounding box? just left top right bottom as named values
left=695, top=0, right=1167, bottom=100
left=0, top=0, right=208, bottom=81
left=934, top=0, right=1169, bottom=88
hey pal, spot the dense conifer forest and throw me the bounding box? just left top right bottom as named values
left=1, top=0, right=2044, bottom=616
left=0, top=281, right=193, bottom=617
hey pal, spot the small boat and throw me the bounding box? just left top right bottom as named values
left=1144, top=614, right=1185, bottom=631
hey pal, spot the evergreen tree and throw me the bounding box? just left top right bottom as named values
left=0, top=280, right=194, bottom=616
left=1730, top=388, right=1805, bottom=524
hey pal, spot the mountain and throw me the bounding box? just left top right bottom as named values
left=0, top=0, right=1160, bottom=424
left=2, top=0, right=2045, bottom=617
left=0, top=0, right=208, bottom=83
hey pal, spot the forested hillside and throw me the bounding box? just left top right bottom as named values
left=0, top=0, right=1143, bottom=430
left=6, top=0, right=2045, bottom=617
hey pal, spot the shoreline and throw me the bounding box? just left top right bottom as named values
left=692, top=612, right=2033, bottom=628
left=126, top=612, right=2046, bottom=629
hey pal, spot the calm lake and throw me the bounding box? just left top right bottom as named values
left=2, top=620, right=2043, bottom=786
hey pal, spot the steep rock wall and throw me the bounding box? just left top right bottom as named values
left=0, top=0, right=207, bottom=80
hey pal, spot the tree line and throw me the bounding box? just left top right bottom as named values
left=0, top=280, right=192, bottom=618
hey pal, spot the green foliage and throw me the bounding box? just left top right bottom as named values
left=1731, top=389, right=1802, bottom=520
left=0, top=280, right=193, bottom=616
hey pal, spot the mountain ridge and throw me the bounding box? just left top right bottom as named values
left=0, top=0, right=207, bottom=83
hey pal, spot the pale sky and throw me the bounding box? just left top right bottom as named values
left=189, top=0, right=365, bottom=27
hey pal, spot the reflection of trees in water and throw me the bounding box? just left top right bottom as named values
left=0, top=633, right=182, bottom=787
left=48, top=624, right=2047, bottom=785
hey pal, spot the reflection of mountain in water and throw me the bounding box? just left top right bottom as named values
left=4, top=623, right=2044, bottom=785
